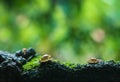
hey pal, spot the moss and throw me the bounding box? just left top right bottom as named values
left=60, top=62, right=77, bottom=69
left=22, top=55, right=41, bottom=71
left=23, top=56, right=78, bottom=71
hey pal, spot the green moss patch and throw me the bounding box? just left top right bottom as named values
left=22, top=55, right=41, bottom=71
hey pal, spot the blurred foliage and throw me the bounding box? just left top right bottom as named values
left=0, top=0, right=120, bottom=63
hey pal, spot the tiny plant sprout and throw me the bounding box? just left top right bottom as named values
left=40, top=54, right=52, bottom=63
left=88, top=58, right=99, bottom=64
left=22, top=48, right=27, bottom=55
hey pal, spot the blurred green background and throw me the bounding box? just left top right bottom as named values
left=0, top=0, right=120, bottom=63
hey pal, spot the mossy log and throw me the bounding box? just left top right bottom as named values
left=0, top=49, right=120, bottom=82
left=22, top=61, right=120, bottom=82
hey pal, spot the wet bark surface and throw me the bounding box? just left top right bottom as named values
left=0, top=49, right=120, bottom=82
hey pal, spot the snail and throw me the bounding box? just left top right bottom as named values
left=22, top=48, right=27, bottom=55
left=88, top=58, right=100, bottom=64
left=16, top=48, right=36, bottom=59
left=40, top=54, right=52, bottom=63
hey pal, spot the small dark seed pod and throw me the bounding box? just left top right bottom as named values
left=15, top=50, right=23, bottom=57
left=28, top=48, right=36, bottom=56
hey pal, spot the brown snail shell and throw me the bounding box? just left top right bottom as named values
left=40, top=54, right=52, bottom=62
left=88, top=58, right=99, bottom=64
left=22, top=48, right=27, bottom=55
